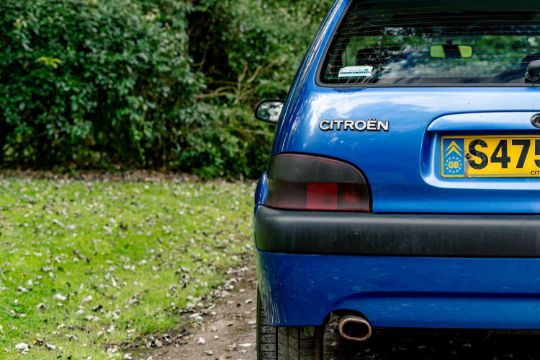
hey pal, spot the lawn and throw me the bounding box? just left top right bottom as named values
left=0, top=175, right=254, bottom=359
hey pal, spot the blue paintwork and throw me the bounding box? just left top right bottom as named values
left=270, top=0, right=540, bottom=214
left=427, top=112, right=540, bottom=132
left=255, top=0, right=540, bottom=330
left=254, top=172, right=268, bottom=208
left=257, top=250, right=540, bottom=329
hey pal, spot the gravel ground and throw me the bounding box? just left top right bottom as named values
left=138, top=258, right=257, bottom=360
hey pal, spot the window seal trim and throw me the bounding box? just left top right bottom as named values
left=315, top=0, right=352, bottom=88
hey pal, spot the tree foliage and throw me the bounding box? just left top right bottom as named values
left=0, top=0, right=333, bottom=177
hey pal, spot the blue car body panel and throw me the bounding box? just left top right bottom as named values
left=272, top=0, right=540, bottom=214
left=255, top=0, right=540, bottom=330
left=257, top=251, right=540, bottom=329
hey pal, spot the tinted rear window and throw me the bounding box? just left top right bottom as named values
left=320, top=1, right=540, bottom=86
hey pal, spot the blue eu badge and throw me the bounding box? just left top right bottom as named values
left=443, top=138, right=465, bottom=177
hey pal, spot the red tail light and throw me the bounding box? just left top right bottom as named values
left=264, top=154, right=371, bottom=212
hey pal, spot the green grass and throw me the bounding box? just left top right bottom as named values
left=0, top=176, right=254, bottom=359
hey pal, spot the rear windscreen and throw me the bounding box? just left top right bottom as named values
left=320, top=1, right=540, bottom=85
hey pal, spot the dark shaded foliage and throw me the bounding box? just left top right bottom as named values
left=0, top=0, right=332, bottom=177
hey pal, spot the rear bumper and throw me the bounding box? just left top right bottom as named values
left=255, top=207, right=540, bottom=329
left=255, top=206, right=540, bottom=257
left=256, top=251, right=540, bottom=329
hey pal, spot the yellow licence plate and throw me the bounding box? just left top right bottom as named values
left=441, top=135, right=540, bottom=178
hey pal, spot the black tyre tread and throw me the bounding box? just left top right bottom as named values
left=257, top=290, right=320, bottom=360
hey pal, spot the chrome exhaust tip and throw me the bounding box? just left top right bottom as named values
left=338, top=315, right=373, bottom=342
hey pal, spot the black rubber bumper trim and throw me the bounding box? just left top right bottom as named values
left=255, top=206, right=540, bottom=257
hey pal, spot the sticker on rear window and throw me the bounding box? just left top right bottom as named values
left=338, top=66, right=373, bottom=78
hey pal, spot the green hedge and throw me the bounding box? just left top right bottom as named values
left=0, top=0, right=332, bottom=178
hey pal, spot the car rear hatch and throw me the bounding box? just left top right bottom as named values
left=276, top=88, right=540, bottom=213
left=273, top=0, right=540, bottom=214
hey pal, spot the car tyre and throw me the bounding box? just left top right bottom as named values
left=257, top=290, right=322, bottom=360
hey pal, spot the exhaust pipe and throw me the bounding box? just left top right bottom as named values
left=338, top=315, right=373, bottom=342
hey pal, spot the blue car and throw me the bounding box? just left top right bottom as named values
left=254, top=1, right=540, bottom=359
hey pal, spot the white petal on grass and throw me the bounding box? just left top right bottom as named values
left=15, top=343, right=30, bottom=353
left=53, top=293, right=66, bottom=301
left=52, top=219, right=65, bottom=228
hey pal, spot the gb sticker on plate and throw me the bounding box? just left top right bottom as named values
left=442, top=138, right=465, bottom=177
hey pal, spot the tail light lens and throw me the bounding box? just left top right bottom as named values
left=265, top=154, right=371, bottom=212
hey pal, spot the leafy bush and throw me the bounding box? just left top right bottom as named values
left=0, top=0, right=201, bottom=169
left=0, top=0, right=332, bottom=178
left=176, top=104, right=275, bottom=179
left=190, top=0, right=333, bottom=102
left=182, top=0, right=333, bottom=178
